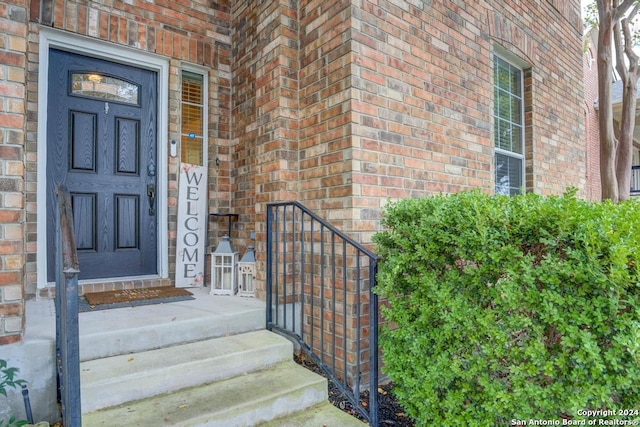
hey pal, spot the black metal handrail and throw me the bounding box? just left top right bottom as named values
left=631, top=166, right=640, bottom=194
left=54, top=185, right=81, bottom=426
left=266, top=201, right=379, bottom=426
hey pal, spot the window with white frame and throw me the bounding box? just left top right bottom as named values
left=493, top=55, right=524, bottom=196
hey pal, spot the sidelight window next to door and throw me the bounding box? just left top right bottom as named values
left=181, top=71, right=204, bottom=166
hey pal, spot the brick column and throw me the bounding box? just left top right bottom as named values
left=0, top=2, right=27, bottom=344
left=234, top=0, right=299, bottom=300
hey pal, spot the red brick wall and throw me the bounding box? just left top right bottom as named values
left=232, top=0, right=585, bottom=294
left=293, top=0, right=585, bottom=242
left=231, top=0, right=301, bottom=299
left=298, top=0, right=355, bottom=224
left=229, top=0, right=259, bottom=252
left=0, top=2, right=27, bottom=344
left=583, top=30, right=601, bottom=201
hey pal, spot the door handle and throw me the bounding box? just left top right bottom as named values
left=147, top=184, right=156, bottom=216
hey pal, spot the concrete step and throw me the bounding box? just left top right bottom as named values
left=80, top=330, right=292, bottom=413
left=81, top=361, right=328, bottom=426
left=259, top=402, right=366, bottom=427
left=78, top=295, right=265, bottom=361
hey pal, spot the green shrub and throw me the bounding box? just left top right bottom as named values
left=0, top=359, right=27, bottom=427
left=374, top=190, right=640, bottom=426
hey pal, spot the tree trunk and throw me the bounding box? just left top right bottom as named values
left=597, top=2, right=619, bottom=202
left=616, top=76, right=638, bottom=201
left=614, top=6, right=640, bottom=201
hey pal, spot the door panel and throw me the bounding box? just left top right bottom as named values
left=115, top=195, right=139, bottom=249
left=116, top=118, right=140, bottom=174
left=71, top=193, right=96, bottom=250
left=70, top=112, right=97, bottom=171
left=47, top=49, right=158, bottom=281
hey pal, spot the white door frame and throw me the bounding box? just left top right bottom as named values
left=37, top=28, right=170, bottom=288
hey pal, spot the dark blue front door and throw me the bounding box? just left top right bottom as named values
left=47, top=49, right=158, bottom=281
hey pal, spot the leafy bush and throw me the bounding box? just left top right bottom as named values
left=0, top=359, right=26, bottom=398
left=0, top=359, right=27, bottom=427
left=374, top=190, right=640, bottom=426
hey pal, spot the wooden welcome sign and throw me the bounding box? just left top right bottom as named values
left=175, top=163, right=207, bottom=287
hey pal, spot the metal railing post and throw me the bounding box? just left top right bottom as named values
left=266, top=205, right=274, bottom=326
left=369, top=260, right=379, bottom=427
left=631, top=166, right=640, bottom=194
left=54, top=185, right=81, bottom=427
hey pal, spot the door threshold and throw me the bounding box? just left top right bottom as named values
left=39, top=276, right=174, bottom=299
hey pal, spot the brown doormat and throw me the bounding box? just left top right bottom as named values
left=83, top=286, right=193, bottom=306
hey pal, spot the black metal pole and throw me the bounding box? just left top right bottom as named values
left=266, top=206, right=273, bottom=328
left=21, top=385, right=34, bottom=424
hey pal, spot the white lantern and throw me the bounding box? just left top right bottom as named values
left=210, top=235, right=238, bottom=295
left=237, top=245, right=256, bottom=297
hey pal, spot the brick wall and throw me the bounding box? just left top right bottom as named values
left=298, top=1, right=356, bottom=227
left=229, top=0, right=259, bottom=253
left=0, top=1, right=27, bottom=345
left=231, top=0, right=301, bottom=300
left=583, top=29, right=601, bottom=201
left=292, top=0, right=585, bottom=243
left=346, top=0, right=497, bottom=242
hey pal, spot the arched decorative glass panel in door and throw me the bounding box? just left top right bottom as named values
left=70, top=72, right=140, bottom=105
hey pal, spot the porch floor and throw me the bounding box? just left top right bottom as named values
left=25, top=287, right=266, bottom=356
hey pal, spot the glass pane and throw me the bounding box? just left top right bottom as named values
left=498, top=90, right=511, bottom=120
left=497, top=119, right=510, bottom=151
left=215, top=268, right=223, bottom=288
left=511, top=67, right=522, bottom=97
left=183, top=72, right=203, bottom=104
left=511, top=96, right=522, bottom=124
left=511, top=125, right=523, bottom=154
left=71, top=73, right=139, bottom=105
left=181, top=71, right=204, bottom=166
left=181, top=136, right=203, bottom=165
left=182, top=103, right=203, bottom=135
left=223, top=266, right=232, bottom=290
left=498, top=59, right=513, bottom=91
left=495, top=153, right=522, bottom=195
